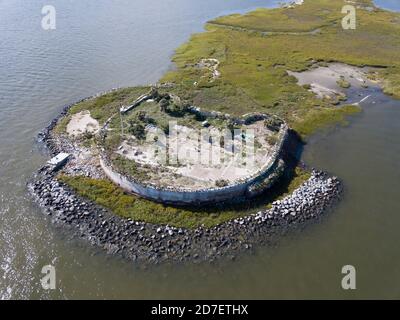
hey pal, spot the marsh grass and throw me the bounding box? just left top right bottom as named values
left=160, top=0, right=400, bottom=137
left=58, top=167, right=310, bottom=229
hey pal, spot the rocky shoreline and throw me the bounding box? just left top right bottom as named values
left=29, top=96, right=343, bottom=265
left=29, top=164, right=342, bottom=265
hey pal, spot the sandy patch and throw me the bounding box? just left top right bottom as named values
left=115, top=121, right=277, bottom=189
left=67, top=111, right=100, bottom=137
left=282, top=0, right=304, bottom=8
left=196, top=58, right=221, bottom=83
left=288, top=63, right=374, bottom=99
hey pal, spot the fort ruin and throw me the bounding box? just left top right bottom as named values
left=88, top=88, right=290, bottom=205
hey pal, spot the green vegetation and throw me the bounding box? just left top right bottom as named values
left=115, top=99, right=195, bottom=135
left=102, top=93, right=250, bottom=153
left=381, top=70, right=400, bottom=98
left=264, top=117, right=284, bottom=132
left=53, top=86, right=151, bottom=134
left=128, top=120, right=146, bottom=140
left=160, top=0, right=400, bottom=136
left=337, top=77, right=351, bottom=89
left=58, top=166, right=310, bottom=229
left=209, top=0, right=343, bottom=33
left=292, top=104, right=361, bottom=137
left=110, top=154, right=151, bottom=181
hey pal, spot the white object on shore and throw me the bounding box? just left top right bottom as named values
left=201, top=120, right=209, bottom=127
left=359, top=95, right=371, bottom=104
left=47, top=153, right=70, bottom=170
left=352, top=95, right=371, bottom=106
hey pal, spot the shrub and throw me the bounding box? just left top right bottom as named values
left=215, top=179, right=229, bottom=187
left=159, top=98, right=170, bottom=112
left=264, top=117, right=283, bottom=132
left=165, top=103, right=187, bottom=117
left=337, top=77, right=351, bottom=89
left=128, top=120, right=146, bottom=139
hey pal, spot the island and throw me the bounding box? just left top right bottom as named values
left=29, top=0, right=399, bottom=264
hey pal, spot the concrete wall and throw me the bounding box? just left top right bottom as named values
left=101, top=158, right=248, bottom=204
left=100, top=124, right=289, bottom=205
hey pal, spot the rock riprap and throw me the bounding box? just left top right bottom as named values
left=29, top=166, right=341, bottom=265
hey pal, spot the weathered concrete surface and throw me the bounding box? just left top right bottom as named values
left=100, top=125, right=289, bottom=205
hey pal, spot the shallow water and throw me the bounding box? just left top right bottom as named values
left=0, top=0, right=399, bottom=299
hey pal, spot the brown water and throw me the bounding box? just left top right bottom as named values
left=0, top=0, right=399, bottom=299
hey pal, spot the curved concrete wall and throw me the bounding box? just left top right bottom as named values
left=100, top=125, right=289, bottom=205
left=101, top=158, right=248, bottom=204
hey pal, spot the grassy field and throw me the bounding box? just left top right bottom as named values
left=58, top=167, right=310, bottom=229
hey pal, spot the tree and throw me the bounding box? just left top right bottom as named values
left=128, top=120, right=146, bottom=139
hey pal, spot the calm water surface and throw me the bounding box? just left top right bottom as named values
left=0, top=0, right=399, bottom=299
